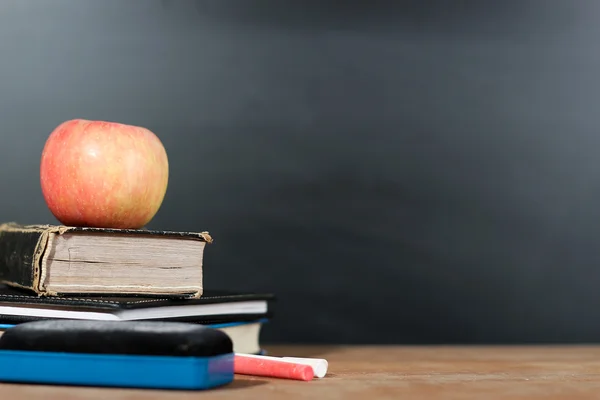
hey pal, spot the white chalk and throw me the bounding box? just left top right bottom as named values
left=235, top=353, right=328, bottom=378
left=281, top=357, right=328, bottom=378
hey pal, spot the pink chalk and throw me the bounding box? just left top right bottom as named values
left=234, top=354, right=314, bottom=381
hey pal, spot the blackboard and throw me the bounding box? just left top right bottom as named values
left=0, top=0, right=598, bottom=343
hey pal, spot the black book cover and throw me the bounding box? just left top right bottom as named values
left=0, top=284, right=275, bottom=325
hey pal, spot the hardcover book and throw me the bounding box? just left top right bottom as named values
left=0, top=222, right=212, bottom=298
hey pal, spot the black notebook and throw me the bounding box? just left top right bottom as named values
left=0, top=284, right=274, bottom=325
left=0, top=285, right=275, bottom=354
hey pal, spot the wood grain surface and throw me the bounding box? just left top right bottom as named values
left=2, top=345, right=600, bottom=399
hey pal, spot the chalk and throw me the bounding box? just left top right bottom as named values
left=234, top=353, right=314, bottom=381
left=282, top=357, right=328, bottom=378
left=235, top=353, right=328, bottom=379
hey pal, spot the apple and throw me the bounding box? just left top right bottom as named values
left=40, top=119, right=169, bottom=229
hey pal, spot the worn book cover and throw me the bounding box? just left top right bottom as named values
left=0, top=222, right=212, bottom=298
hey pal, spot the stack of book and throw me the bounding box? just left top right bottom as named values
left=0, top=222, right=274, bottom=354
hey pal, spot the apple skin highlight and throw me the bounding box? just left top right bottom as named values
left=40, top=119, right=169, bottom=229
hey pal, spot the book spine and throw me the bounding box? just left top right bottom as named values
left=0, top=226, right=48, bottom=293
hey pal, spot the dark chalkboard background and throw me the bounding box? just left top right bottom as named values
left=1, top=0, right=600, bottom=344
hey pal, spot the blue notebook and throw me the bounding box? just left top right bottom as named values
left=0, top=350, right=234, bottom=390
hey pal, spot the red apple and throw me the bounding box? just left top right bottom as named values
left=40, top=119, right=169, bottom=229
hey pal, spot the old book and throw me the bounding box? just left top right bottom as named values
left=0, top=222, right=212, bottom=298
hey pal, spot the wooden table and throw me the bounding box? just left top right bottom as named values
left=2, top=345, right=600, bottom=399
